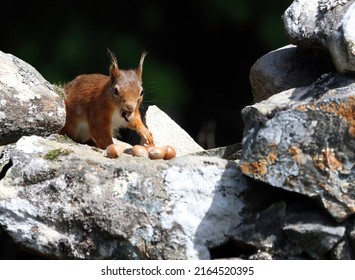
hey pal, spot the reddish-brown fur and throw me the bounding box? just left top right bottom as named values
left=59, top=51, right=154, bottom=149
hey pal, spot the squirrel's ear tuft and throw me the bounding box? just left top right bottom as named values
left=107, top=48, right=120, bottom=79
left=136, top=51, right=148, bottom=79
left=110, top=63, right=120, bottom=80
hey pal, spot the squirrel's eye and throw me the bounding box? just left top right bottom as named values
left=113, top=88, right=120, bottom=96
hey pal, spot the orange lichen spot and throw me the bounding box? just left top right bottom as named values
left=336, top=96, right=355, bottom=136
left=296, top=104, right=316, bottom=111
left=319, top=96, right=355, bottom=136
left=312, top=148, right=343, bottom=171
left=267, top=149, right=278, bottom=164
left=289, top=146, right=301, bottom=156
left=288, top=146, right=304, bottom=164
left=240, top=159, right=268, bottom=177
left=296, top=96, right=355, bottom=136
left=319, top=102, right=336, bottom=113
left=313, top=154, right=326, bottom=170
left=296, top=105, right=307, bottom=111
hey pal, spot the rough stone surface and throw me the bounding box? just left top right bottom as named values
left=0, top=51, right=65, bottom=145
left=191, top=142, right=242, bottom=161
left=240, top=72, right=355, bottom=222
left=0, top=135, right=247, bottom=260
left=250, top=45, right=335, bottom=102
left=145, top=105, right=204, bottom=156
left=284, top=223, right=345, bottom=259
left=1, top=134, right=354, bottom=260
left=283, top=0, right=355, bottom=73
left=329, top=2, right=355, bottom=73
left=233, top=197, right=349, bottom=259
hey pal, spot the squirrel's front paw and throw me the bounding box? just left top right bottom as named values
left=140, top=128, right=154, bottom=146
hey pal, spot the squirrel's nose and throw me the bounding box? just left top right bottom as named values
left=124, top=103, right=135, bottom=112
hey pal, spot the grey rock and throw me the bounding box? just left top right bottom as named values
left=145, top=105, right=204, bottom=156
left=240, top=72, right=355, bottom=222
left=191, top=142, right=242, bottom=161
left=250, top=45, right=335, bottom=102
left=347, top=217, right=355, bottom=253
left=284, top=201, right=348, bottom=259
left=283, top=223, right=345, bottom=259
left=331, top=239, right=353, bottom=259
left=0, top=51, right=65, bottom=145
left=231, top=194, right=348, bottom=259
left=0, top=135, right=248, bottom=259
left=329, top=2, right=355, bottom=73
left=233, top=201, right=287, bottom=259
left=283, top=0, right=355, bottom=73
left=248, top=251, right=273, bottom=260
left=0, top=133, right=352, bottom=260
left=349, top=228, right=355, bottom=246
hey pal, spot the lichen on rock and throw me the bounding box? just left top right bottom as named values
left=243, top=72, right=355, bottom=222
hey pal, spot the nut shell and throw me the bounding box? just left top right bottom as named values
left=148, top=147, right=166, bottom=160
left=163, top=145, right=176, bottom=160
left=105, top=144, right=124, bottom=158
left=132, top=145, right=149, bottom=157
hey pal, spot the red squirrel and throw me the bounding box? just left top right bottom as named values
left=59, top=51, right=154, bottom=149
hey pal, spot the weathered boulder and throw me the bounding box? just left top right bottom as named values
left=1, top=134, right=353, bottom=260
left=0, top=51, right=65, bottom=145
left=283, top=0, right=355, bottom=73
left=233, top=198, right=349, bottom=259
left=240, top=72, right=355, bottom=222
left=250, top=45, right=335, bottom=103
left=284, top=223, right=346, bottom=259
left=0, top=135, right=248, bottom=259
left=238, top=0, right=355, bottom=259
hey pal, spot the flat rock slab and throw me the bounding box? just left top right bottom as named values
left=145, top=105, right=204, bottom=156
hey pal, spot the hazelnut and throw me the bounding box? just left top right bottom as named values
left=148, top=147, right=166, bottom=160
left=163, top=145, right=176, bottom=160
left=105, top=144, right=124, bottom=158
left=132, top=145, right=149, bottom=157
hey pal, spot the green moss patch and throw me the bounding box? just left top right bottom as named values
left=44, top=148, right=73, bottom=160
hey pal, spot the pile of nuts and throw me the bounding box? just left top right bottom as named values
left=105, top=144, right=176, bottom=160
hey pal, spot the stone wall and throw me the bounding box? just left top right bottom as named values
left=0, top=0, right=354, bottom=260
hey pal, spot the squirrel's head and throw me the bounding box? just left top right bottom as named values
left=107, top=50, right=148, bottom=122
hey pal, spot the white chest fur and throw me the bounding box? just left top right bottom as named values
left=74, top=120, right=91, bottom=142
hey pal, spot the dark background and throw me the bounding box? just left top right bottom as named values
left=0, top=0, right=291, bottom=148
